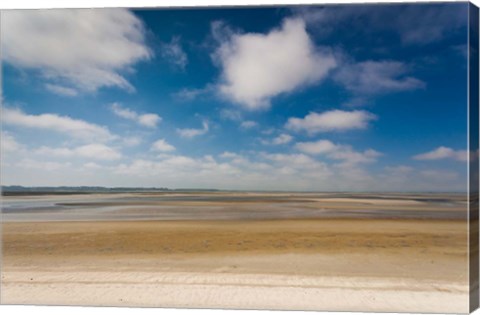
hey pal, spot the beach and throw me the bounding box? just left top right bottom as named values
left=0, top=192, right=470, bottom=312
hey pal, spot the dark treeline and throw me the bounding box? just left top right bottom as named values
left=1, top=185, right=220, bottom=196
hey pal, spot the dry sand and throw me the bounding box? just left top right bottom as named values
left=0, top=193, right=470, bottom=312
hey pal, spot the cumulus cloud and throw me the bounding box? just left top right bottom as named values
left=286, top=109, right=376, bottom=134
left=384, top=165, right=414, bottom=176
left=115, top=155, right=242, bottom=184
left=334, top=61, right=425, bottom=105
left=1, top=131, right=23, bottom=152
left=220, top=151, right=241, bottom=159
left=18, top=158, right=72, bottom=171
left=2, top=107, right=114, bottom=141
left=111, top=150, right=405, bottom=191
left=262, top=133, right=293, bottom=145
left=295, top=139, right=381, bottom=165
left=35, top=144, right=122, bottom=160
left=413, top=146, right=468, bottom=162
left=261, top=153, right=331, bottom=178
left=214, top=18, right=336, bottom=110
left=1, top=9, right=151, bottom=94
left=151, top=139, right=175, bottom=152
left=420, top=169, right=460, bottom=181
left=2, top=139, right=463, bottom=191
left=177, top=121, right=209, bottom=138
left=83, top=162, right=102, bottom=170
left=122, top=136, right=142, bottom=147
left=295, top=139, right=337, bottom=154
left=114, top=151, right=330, bottom=190
left=272, top=134, right=293, bottom=145
left=161, top=37, right=188, bottom=70
left=110, top=103, right=161, bottom=128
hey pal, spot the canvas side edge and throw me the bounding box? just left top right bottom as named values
left=469, top=1, right=480, bottom=313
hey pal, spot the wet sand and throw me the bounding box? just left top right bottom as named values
left=0, top=192, right=470, bottom=312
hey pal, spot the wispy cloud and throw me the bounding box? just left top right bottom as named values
left=161, top=36, right=188, bottom=70
left=334, top=60, right=425, bottom=105
left=110, top=103, right=161, bottom=128
left=173, top=87, right=206, bottom=101
left=44, top=84, right=78, bottom=97
left=220, top=109, right=243, bottom=121
left=177, top=121, right=209, bottom=138
left=240, top=120, right=258, bottom=129
left=2, top=107, right=115, bottom=142
left=297, top=4, right=467, bottom=45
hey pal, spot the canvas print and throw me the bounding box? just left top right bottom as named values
left=0, top=2, right=479, bottom=313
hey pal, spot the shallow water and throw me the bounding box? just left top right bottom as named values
left=1, top=193, right=468, bottom=222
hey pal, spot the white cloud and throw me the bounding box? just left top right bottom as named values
left=35, top=143, right=121, bottom=160
left=2, top=107, right=114, bottom=141
left=215, top=18, right=336, bottom=110
left=272, top=133, right=293, bottom=145
left=18, top=158, right=72, bottom=171
left=1, top=131, right=22, bottom=153
left=83, top=162, right=102, bottom=170
left=177, top=121, right=209, bottom=138
left=161, top=37, right=188, bottom=70
left=294, top=139, right=337, bottom=154
left=240, top=120, right=258, bottom=129
left=286, top=110, right=376, bottom=134
left=384, top=165, right=414, bottom=176
left=2, top=9, right=151, bottom=93
left=334, top=61, right=425, bottom=97
left=413, top=146, right=468, bottom=162
left=151, top=139, right=175, bottom=152
left=122, top=136, right=142, bottom=147
left=115, top=151, right=332, bottom=190
left=261, top=152, right=331, bottom=178
left=420, top=169, right=459, bottom=181
left=71, top=144, right=121, bottom=160
left=110, top=103, right=161, bottom=128
left=111, top=103, right=136, bottom=120
left=220, top=151, right=240, bottom=159
left=2, top=140, right=464, bottom=191
left=44, top=84, right=78, bottom=97
left=295, top=139, right=381, bottom=165
left=137, top=114, right=161, bottom=128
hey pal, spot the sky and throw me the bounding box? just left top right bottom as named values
left=0, top=3, right=471, bottom=191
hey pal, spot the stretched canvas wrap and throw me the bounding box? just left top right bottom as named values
left=0, top=1, right=479, bottom=313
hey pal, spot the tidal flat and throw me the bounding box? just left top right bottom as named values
left=0, top=192, right=470, bottom=312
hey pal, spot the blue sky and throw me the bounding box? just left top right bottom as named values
left=0, top=3, right=471, bottom=191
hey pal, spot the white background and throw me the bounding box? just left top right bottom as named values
left=0, top=0, right=479, bottom=315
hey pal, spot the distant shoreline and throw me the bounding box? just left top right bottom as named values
left=0, top=186, right=467, bottom=195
